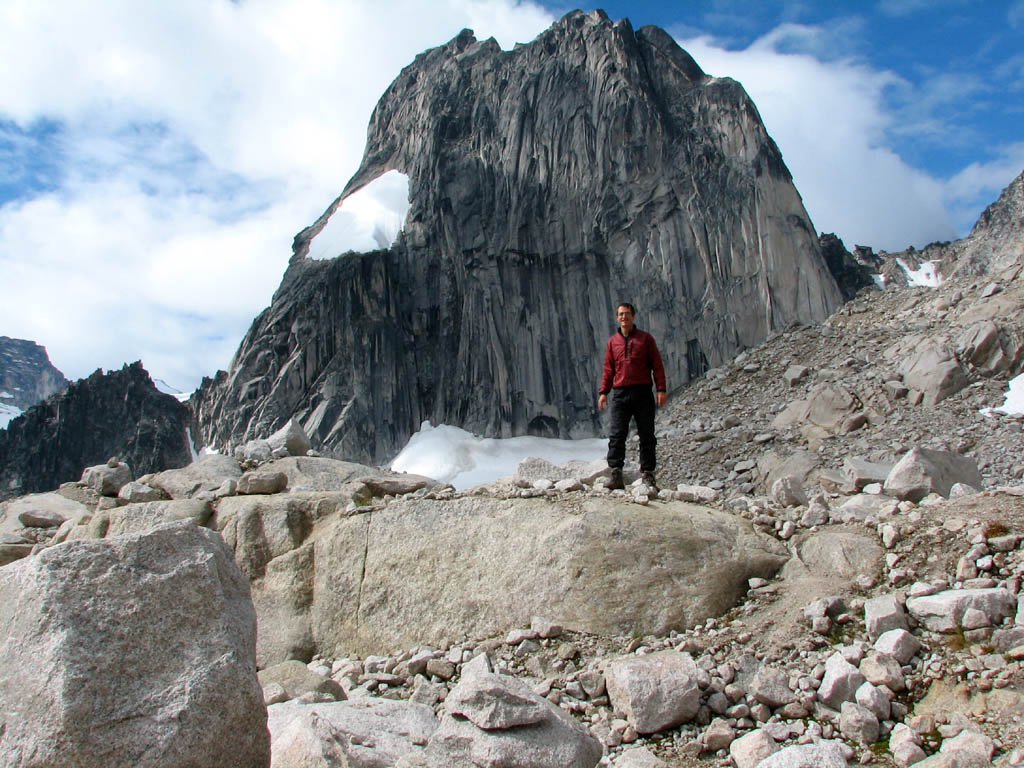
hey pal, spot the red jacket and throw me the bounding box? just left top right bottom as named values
left=600, top=328, right=666, bottom=394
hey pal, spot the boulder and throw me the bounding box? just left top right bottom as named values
left=81, top=458, right=132, bottom=496
left=883, top=447, right=984, bottom=501
left=446, top=672, right=549, bottom=729
left=3, top=492, right=89, bottom=531
left=237, top=469, right=288, bottom=495
left=604, top=651, right=701, bottom=734
left=149, top=453, right=242, bottom=499
left=843, top=457, right=893, bottom=491
left=729, top=729, right=779, bottom=768
left=116, top=480, right=167, bottom=504
left=864, top=593, right=908, bottom=639
left=755, top=740, right=850, bottom=767
left=772, top=384, right=862, bottom=433
left=0, top=520, right=268, bottom=767
left=267, top=418, right=313, bottom=457
left=426, top=671, right=601, bottom=768
left=306, top=497, right=787, bottom=658
left=268, top=697, right=436, bottom=767
left=103, top=498, right=213, bottom=537
left=258, top=659, right=346, bottom=702
left=818, top=652, right=866, bottom=710
left=898, top=339, right=969, bottom=405
left=906, top=588, right=1017, bottom=633
left=614, top=747, right=670, bottom=767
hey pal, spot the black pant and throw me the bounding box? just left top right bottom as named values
left=606, top=385, right=656, bottom=472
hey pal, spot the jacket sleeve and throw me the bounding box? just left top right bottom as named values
left=599, top=338, right=614, bottom=394
left=649, top=335, right=667, bottom=392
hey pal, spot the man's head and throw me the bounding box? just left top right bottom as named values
left=616, top=302, right=636, bottom=335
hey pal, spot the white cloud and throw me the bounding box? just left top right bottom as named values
left=0, top=0, right=555, bottom=390
left=680, top=30, right=957, bottom=251
left=945, top=142, right=1024, bottom=232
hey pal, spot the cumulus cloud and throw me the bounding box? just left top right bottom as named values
left=0, top=0, right=554, bottom=389
left=679, top=29, right=957, bottom=251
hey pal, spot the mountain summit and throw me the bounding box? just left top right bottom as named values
left=195, top=10, right=843, bottom=463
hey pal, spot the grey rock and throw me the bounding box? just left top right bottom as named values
left=268, top=697, right=436, bottom=767
left=898, top=340, right=969, bottom=406
left=0, top=336, right=67, bottom=413
left=5, top=492, right=88, bottom=529
left=839, top=701, right=880, bottom=745
left=770, top=475, right=808, bottom=508
left=729, top=729, right=779, bottom=768
left=0, top=520, right=268, bottom=767
left=427, top=682, right=601, bottom=768
left=855, top=681, right=891, bottom=721
left=874, top=628, right=921, bottom=665
left=883, top=447, right=984, bottom=501
left=194, top=10, right=841, bottom=464
left=302, top=497, right=786, bottom=659
left=748, top=666, right=796, bottom=708
left=906, top=587, right=1017, bottom=633
left=267, top=418, right=312, bottom=457
left=149, top=453, right=242, bottom=500
left=104, top=498, right=213, bottom=537
left=864, top=593, right=908, bottom=639
left=818, top=652, right=866, bottom=710
left=237, top=469, right=289, bottom=495
left=258, top=659, right=346, bottom=702
left=843, top=457, right=894, bottom=491
left=446, top=672, right=549, bottom=730
left=117, top=480, right=167, bottom=504
left=614, top=746, right=670, bottom=767
left=604, top=650, right=700, bottom=734
left=755, top=740, right=849, bottom=767
left=81, top=459, right=132, bottom=496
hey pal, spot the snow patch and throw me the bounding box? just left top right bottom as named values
left=982, top=372, right=1024, bottom=418
left=390, top=421, right=605, bottom=490
left=0, top=402, right=22, bottom=430
left=896, top=258, right=943, bottom=288
left=309, top=171, right=410, bottom=260
left=870, top=273, right=886, bottom=289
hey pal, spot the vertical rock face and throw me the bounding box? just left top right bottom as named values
left=0, top=361, right=195, bottom=499
left=0, top=336, right=68, bottom=427
left=194, top=10, right=842, bottom=464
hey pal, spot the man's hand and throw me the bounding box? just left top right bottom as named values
left=598, top=393, right=608, bottom=411
left=656, top=391, right=667, bottom=407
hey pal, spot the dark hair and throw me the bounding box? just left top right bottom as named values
left=616, top=302, right=636, bottom=315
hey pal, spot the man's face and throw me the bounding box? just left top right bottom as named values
left=617, top=305, right=635, bottom=335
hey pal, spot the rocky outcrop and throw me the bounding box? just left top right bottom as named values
left=818, top=233, right=878, bottom=301
left=194, top=9, right=843, bottom=465
left=950, top=167, right=1024, bottom=276
left=0, top=361, right=196, bottom=500
left=0, top=336, right=67, bottom=428
left=216, top=493, right=788, bottom=664
left=0, top=520, right=269, bottom=767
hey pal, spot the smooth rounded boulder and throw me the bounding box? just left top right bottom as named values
left=0, top=520, right=269, bottom=768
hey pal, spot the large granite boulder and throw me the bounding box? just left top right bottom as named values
left=0, top=361, right=195, bottom=501
left=0, top=520, right=269, bottom=767
left=213, top=494, right=787, bottom=663
left=193, top=9, right=842, bottom=464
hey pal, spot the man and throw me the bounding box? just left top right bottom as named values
left=598, top=302, right=667, bottom=490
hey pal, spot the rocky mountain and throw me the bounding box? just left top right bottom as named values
left=951, top=168, right=1024, bottom=276
left=0, top=361, right=196, bottom=500
left=0, top=336, right=68, bottom=428
left=193, top=9, right=843, bottom=465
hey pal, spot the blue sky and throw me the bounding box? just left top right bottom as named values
left=1, top=0, right=1022, bottom=392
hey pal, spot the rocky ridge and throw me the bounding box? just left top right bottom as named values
left=0, top=361, right=196, bottom=500
left=0, top=336, right=67, bottom=428
left=194, top=9, right=842, bottom=465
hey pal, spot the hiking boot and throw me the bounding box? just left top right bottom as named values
left=641, top=471, right=658, bottom=490
left=608, top=468, right=624, bottom=490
